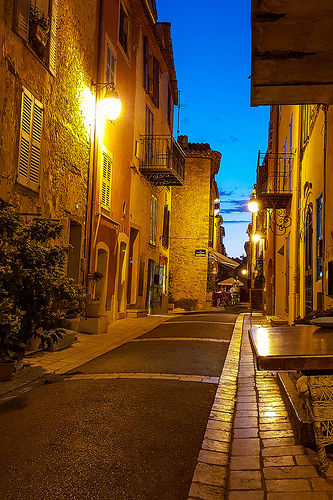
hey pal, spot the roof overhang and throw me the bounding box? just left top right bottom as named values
left=251, top=0, right=333, bottom=106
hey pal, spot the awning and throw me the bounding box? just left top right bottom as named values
left=208, top=249, right=239, bottom=269
left=219, top=278, right=244, bottom=286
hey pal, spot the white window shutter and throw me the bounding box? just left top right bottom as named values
left=101, top=151, right=113, bottom=209
left=18, top=90, right=33, bottom=183
left=49, top=0, right=59, bottom=75
left=30, top=101, right=43, bottom=185
left=14, top=0, right=30, bottom=41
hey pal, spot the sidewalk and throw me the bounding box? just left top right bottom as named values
left=0, top=314, right=171, bottom=400
left=189, top=312, right=333, bottom=499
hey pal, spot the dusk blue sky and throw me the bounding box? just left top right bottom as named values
left=158, top=0, right=270, bottom=258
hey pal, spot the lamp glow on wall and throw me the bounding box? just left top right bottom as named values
left=214, top=198, right=220, bottom=216
left=248, top=195, right=259, bottom=214
left=93, top=81, right=122, bottom=123
left=103, top=83, right=122, bottom=122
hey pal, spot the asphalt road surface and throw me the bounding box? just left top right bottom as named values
left=0, top=309, right=240, bottom=500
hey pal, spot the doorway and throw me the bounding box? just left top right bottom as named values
left=305, top=204, right=313, bottom=315
left=67, top=222, right=82, bottom=283
left=117, top=241, right=127, bottom=314
left=127, top=227, right=139, bottom=305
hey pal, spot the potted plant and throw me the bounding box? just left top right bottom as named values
left=85, top=271, right=103, bottom=318
left=57, top=288, right=86, bottom=331
left=29, top=5, right=50, bottom=46
left=0, top=198, right=86, bottom=369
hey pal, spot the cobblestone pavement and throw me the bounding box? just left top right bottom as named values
left=188, top=313, right=333, bottom=500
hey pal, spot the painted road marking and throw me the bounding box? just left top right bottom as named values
left=65, top=373, right=220, bottom=384
left=131, top=337, right=230, bottom=343
left=165, top=321, right=235, bottom=325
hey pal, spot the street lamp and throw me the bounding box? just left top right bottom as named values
left=248, top=194, right=259, bottom=214
left=92, top=81, right=122, bottom=123
left=102, top=84, right=122, bottom=122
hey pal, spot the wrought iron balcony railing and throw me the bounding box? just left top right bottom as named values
left=256, top=151, right=294, bottom=209
left=139, top=135, right=185, bottom=186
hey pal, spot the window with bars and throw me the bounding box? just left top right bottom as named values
left=13, top=0, right=59, bottom=74
left=101, top=150, right=113, bottom=209
left=17, top=87, right=43, bottom=191
left=149, top=195, right=157, bottom=245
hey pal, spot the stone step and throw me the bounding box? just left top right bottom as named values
left=126, top=309, right=148, bottom=318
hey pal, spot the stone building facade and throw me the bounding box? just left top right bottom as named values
left=169, top=137, right=222, bottom=310
left=0, top=0, right=96, bottom=284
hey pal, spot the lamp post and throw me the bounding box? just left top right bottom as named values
left=248, top=193, right=260, bottom=324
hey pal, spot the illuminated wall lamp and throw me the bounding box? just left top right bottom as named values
left=248, top=198, right=259, bottom=214
left=93, top=81, right=122, bottom=122
left=252, top=233, right=260, bottom=243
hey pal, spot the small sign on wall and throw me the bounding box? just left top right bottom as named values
left=195, top=249, right=206, bottom=257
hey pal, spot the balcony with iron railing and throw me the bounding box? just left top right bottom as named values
left=256, top=151, right=294, bottom=209
left=139, top=135, right=185, bottom=186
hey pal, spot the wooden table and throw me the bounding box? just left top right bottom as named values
left=249, top=324, right=333, bottom=476
left=249, top=325, right=333, bottom=372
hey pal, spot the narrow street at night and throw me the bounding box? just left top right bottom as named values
left=0, top=309, right=241, bottom=500
left=3, top=0, right=333, bottom=497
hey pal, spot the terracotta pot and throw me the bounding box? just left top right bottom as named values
left=61, top=317, right=80, bottom=331
left=29, top=22, right=49, bottom=46
left=85, top=300, right=101, bottom=318
left=0, top=361, right=16, bottom=382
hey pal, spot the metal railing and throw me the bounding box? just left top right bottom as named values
left=257, top=151, right=294, bottom=196
left=140, top=135, right=185, bottom=184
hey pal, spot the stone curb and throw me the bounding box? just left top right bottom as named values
left=188, top=313, right=245, bottom=499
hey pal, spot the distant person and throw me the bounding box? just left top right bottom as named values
left=212, top=285, right=223, bottom=307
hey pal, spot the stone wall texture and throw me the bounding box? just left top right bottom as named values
left=170, top=153, right=212, bottom=310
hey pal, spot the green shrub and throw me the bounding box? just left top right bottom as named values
left=0, top=198, right=85, bottom=360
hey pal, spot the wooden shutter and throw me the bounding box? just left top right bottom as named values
left=49, top=0, right=59, bottom=75
left=18, top=88, right=43, bottom=191
left=106, top=42, right=116, bottom=83
left=150, top=195, right=157, bottom=245
left=153, top=58, right=159, bottom=108
left=30, top=101, right=43, bottom=184
left=143, top=37, right=149, bottom=93
left=101, top=151, right=113, bottom=209
left=14, top=0, right=29, bottom=41
left=162, top=205, right=170, bottom=248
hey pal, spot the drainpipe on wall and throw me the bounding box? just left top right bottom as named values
left=322, top=104, right=328, bottom=299
left=294, top=146, right=302, bottom=321
left=86, top=0, right=105, bottom=293
left=272, top=105, right=280, bottom=316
